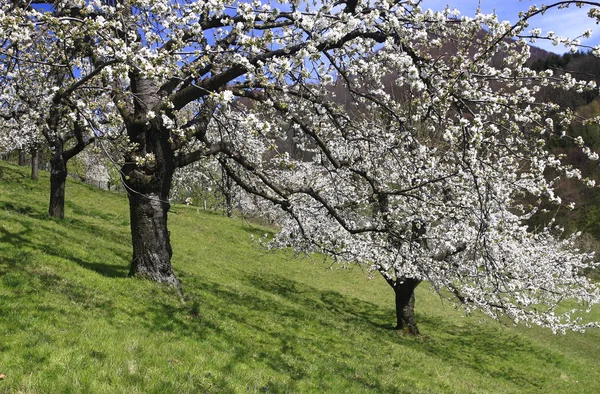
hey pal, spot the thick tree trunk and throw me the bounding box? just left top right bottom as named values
left=393, top=278, right=421, bottom=335
left=121, top=116, right=181, bottom=287
left=120, top=71, right=183, bottom=289
left=30, top=147, right=39, bottom=181
left=127, top=191, right=180, bottom=287
left=49, top=150, right=67, bottom=219
left=123, top=143, right=181, bottom=287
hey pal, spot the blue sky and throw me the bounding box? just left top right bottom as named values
left=423, top=0, right=600, bottom=53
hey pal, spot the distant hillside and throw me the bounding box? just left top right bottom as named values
left=528, top=43, right=553, bottom=65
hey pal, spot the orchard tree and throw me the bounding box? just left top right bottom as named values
left=0, top=61, right=106, bottom=218
left=2, top=1, right=600, bottom=332
left=0, top=85, right=42, bottom=181
left=0, top=90, right=42, bottom=179
left=0, top=0, right=122, bottom=218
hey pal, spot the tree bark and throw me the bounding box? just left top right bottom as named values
left=30, top=147, right=39, bottom=181
left=45, top=119, right=94, bottom=218
left=49, top=146, right=67, bottom=219
left=393, top=278, right=421, bottom=335
left=121, top=115, right=181, bottom=288
left=118, top=68, right=184, bottom=288
left=127, top=191, right=180, bottom=288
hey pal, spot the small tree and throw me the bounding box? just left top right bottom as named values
left=0, top=111, right=40, bottom=176
left=0, top=72, right=102, bottom=218
left=0, top=1, right=121, bottom=217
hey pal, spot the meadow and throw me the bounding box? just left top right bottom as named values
left=0, top=160, right=599, bottom=393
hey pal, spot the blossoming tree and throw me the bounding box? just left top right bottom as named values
left=0, top=0, right=123, bottom=217
left=0, top=85, right=43, bottom=180
left=3, top=0, right=600, bottom=332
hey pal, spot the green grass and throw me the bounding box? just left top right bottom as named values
left=0, top=160, right=599, bottom=393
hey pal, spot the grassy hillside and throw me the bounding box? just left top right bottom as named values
left=0, top=160, right=599, bottom=394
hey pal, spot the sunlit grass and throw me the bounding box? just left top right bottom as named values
left=0, top=160, right=599, bottom=393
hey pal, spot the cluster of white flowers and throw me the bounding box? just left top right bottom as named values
left=134, top=152, right=156, bottom=167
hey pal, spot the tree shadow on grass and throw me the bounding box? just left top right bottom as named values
left=38, top=234, right=129, bottom=279
left=239, top=223, right=275, bottom=239
left=0, top=164, right=28, bottom=183
left=245, top=273, right=393, bottom=329
left=0, top=243, right=116, bottom=319
left=126, top=271, right=561, bottom=392
left=0, top=220, right=34, bottom=247
left=0, top=197, right=128, bottom=245
left=0, top=200, right=47, bottom=220
left=414, top=314, right=562, bottom=389
left=34, top=269, right=116, bottom=316
left=65, top=200, right=120, bottom=222
left=244, top=273, right=561, bottom=390
left=136, top=276, right=396, bottom=393
left=0, top=213, right=129, bottom=279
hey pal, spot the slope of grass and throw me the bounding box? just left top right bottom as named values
left=0, top=160, right=599, bottom=393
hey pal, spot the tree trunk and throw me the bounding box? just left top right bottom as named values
left=123, top=149, right=181, bottom=288
left=127, top=191, right=180, bottom=287
left=224, top=187, right=233, bottom=217
left=222, top=169, right=233, bottom=217
left=393, top=278, right=421, bottom=335
left=121, top=115, right=180, bottom=288
left=30, top=147, right=39, bottom=181
left=18, top=149, right=27, bottom=166
left=120, top=71, right=183, bottom=289
left=49, top=148, right=67, bottom=219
